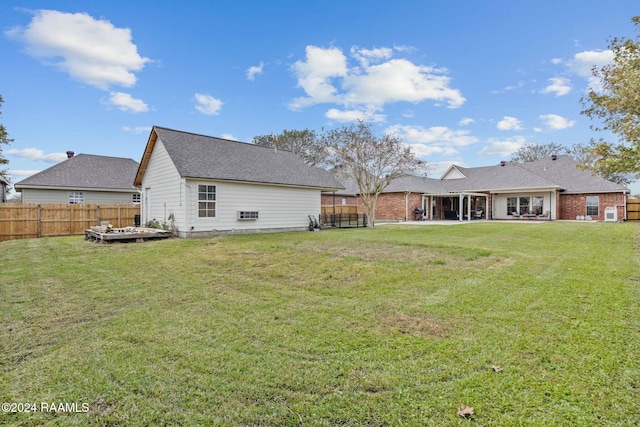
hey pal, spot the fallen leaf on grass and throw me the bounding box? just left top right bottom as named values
left=491, top=365, right=502, bottom=372
left=457, top=404, right=474, bottom=417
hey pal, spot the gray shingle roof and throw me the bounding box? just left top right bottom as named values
left=443, top=163, right=560, bottom=192
left=517, top=155, right=627, bottom=193
left=153, top=127, right=344, bottom=190
left=329, top=155, right=628, bottom=195
left=14, top=154, right=139, bottom=190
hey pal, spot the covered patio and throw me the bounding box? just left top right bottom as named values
left=420, top=192, right=490, bottom=222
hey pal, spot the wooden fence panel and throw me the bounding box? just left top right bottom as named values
left=627, top=198, right=640, bottom=221
left=97, top=204, right=139, bottom=228
left=0, top=203, right=140, bottom=241
left=321, top=205, right=358, bottom=216
left=0, top=203, right=39, bottom=240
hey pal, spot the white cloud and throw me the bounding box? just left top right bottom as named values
left=344, top=59, right=466, bottom=109
left=350, top=46, right=393, bottom=67
left=289, top=46, right=348, bottom=110
left=496, top=116, right=523, bottom=131
left=8, top=169, right=43, bottom=177
left=7, top=148, right=68, bottom=163
left=221, top=134, right=238, bottom=140
left=325, top=108, right=385, bottom=123
left=568, top=49, right=614, bottom=89
left=459, top=117, right=475, bottom=126
left=6, top=10, right=150, bottom=90
left=540, top=77, right=571, bottom=96
left=122, top=126, right=152, bottom=134
left=289, top=45, right=465, bottom=114
left=478, top=136, right=527, bottom=156
left=539, top=114, right=575, bottom=130
left=386, top=124, right=478, bottom=157
left=194, top=93, right=223, bottom=115
left=408, top=143, right=458, bottom=157
left=107, top=92, right=148, bottom=113
left=247, top=62, right=264, bottom=80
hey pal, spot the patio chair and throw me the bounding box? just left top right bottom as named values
left=511, top=211, right=520, bottom=218
left=473, top=209, right=483, bottom=219
left=537, top=211, right=550, bottom=220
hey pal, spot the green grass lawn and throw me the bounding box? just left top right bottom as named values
left=2, top=222, right=639, bottom=426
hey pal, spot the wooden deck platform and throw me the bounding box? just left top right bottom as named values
left=85, top=226, right=173, bottom=243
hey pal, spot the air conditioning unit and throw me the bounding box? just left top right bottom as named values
left=604, top=207, right=617, bottom=222
left=237, top=211, right=259, bottom=220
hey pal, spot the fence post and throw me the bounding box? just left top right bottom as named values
left=96, top=205, right=100, bottom=225
left=37, top=204, right=41, bottom=238
left=69, top=204, right=73, bottom=236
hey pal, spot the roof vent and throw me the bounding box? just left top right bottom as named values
left=500, top=161, right=506, bottom=166
left=66, top=151, right=75, bottom=158
left=551, top=154, right=557, bottom=160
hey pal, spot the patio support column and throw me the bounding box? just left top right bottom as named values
left=459, top=194, right=463, bottom=221
left=467, top=195, right=472, bottom=222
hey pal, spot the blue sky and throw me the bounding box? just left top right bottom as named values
left=1, top=1, right=639, bottom=194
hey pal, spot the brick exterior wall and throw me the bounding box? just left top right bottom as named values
left=322, top=192, right=423, bottom=221
left=321, top=194, right=358, bottom=207
left=559, top=193, right=626, bottom=220
left=324, top=192, right=626, bottom=222
left=370, top=192, right=422, bottom=221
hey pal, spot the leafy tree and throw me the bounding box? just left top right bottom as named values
left=252, top=128, right=329, bottom=167
left=580, top=16, right=640, bottom=181
left=322, top=121, right=425, bottom=227
left=0, top=94, right=12, bottom=183
left=568, top=140, right=636, bottom=186
left=509, top=142, right=566, bottom=163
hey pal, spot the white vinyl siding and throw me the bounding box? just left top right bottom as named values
left=493, top=192, right=556, bottom=220
left=19, top=188, right=137, bottom=204
left=138, top=140, right=183, bottom=228
left=186, top=179, right=320, bottom=232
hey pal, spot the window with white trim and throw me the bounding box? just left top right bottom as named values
left=132, top=193, right=141, bottom=204
left=507, top=197, right=518, bottom=215
left=586, top=196, right=599, bottom=217
left=198, top=185, right=216, bottom=217
left=69, top=191, right=84, bottom=204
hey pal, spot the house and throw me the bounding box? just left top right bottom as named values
left=322, top=155, right=630, bottom=222
left=133, top=126, right=344, bottom=237
left=14, top=152, right=140, bottom=204
left=0, top=174, right=8, bottom=203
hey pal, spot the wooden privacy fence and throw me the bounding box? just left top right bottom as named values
left=321, top=205, right=358, bottom=216
left=627, top=198, right=640, bottom=221
left=0, top=203, right=140, bottom=241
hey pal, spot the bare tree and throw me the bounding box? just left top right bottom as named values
left=252, top=129, right=329, bottom=167
left=509, top=142, right=566, bottom=163
left=322, top=121, right=426, bottom=227
left=0, top=95, right=13, bottom=183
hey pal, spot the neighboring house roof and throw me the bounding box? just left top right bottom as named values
left=330, top=155, right=629, bottom=195
left=14, top=154, right=140, bottom=191
left=134, top=126, right=344, bottom=191
left=0, top=175, right=8, bottom=185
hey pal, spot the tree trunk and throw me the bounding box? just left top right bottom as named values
left=365, top=197, right=377, bottom=227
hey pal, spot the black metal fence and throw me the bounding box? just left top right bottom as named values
left=319, top=213, right=368, bottom=228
